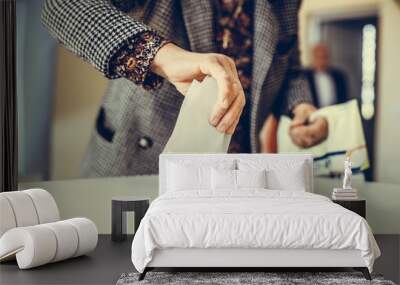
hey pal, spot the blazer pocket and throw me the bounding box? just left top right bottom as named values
left=96, top=107, right=115, bottom=143
left=276, top=35, right=297, bottom=55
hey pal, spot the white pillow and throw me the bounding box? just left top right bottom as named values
left=211, top=168, right=236, bottom=190
left=211, top=169, right=267, bottom=190
left=166, top=160, right=235, bottom=191
left=236, top=169, right=267, bottom=189
left=238, top=159, right=307, bottom=191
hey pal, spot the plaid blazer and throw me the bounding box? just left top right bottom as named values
left=42, top=0, right=311, bottom=177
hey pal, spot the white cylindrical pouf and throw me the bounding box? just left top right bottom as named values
left=65, top=218, right=98, bottom=257
left=0, top=189, right=98, bottom=269
left=0, top=195, right=17, bottom=237
left=43, top=221, right=79, bottom=262
left=0, top=226, right=57, bottom=269
left=1, top=192, right=39, bottom=227
left=0, top=219, right=98, bottom=269
left=24, top=189, right=60, bottom=224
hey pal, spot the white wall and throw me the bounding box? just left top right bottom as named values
left=299, top=0, right=400, bottom=184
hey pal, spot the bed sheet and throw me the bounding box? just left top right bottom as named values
left=131, top=190, right=380, bottom=273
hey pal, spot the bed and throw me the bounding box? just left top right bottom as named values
left=131, top=154, right=380, bottom=280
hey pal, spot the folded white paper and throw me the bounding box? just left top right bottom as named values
left=163, top=77, right=232, bottom=153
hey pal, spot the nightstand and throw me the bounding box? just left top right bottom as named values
left=111, top=197, right=149, bottom=242
left=332, top=199, right=366, bottom=218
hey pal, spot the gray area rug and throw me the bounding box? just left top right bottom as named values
left=116, top=272, right=396, bottom=285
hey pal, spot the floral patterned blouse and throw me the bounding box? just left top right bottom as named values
left=215, top=0, right=253, bottom=153
left=110, top=0, right=254, bottom=153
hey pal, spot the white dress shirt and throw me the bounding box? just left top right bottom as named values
left=314, top=71, right=336, bottom=107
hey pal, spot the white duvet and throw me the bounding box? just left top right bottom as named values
left=131, top=190, right=380, bottom=273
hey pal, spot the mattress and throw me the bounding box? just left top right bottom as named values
left=131, top=190, right=380, bottom=273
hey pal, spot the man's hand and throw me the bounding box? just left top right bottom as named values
left=151, top=43, right=245, bottom=135
left=289, top=103, right=328, bottom=148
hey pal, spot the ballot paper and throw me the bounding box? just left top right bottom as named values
left=277, top=99, right=369, bottom=176
left=163, top=77, right=232, bottom=153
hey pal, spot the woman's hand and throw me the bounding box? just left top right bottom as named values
left=151, top=43, right=245, bottom=135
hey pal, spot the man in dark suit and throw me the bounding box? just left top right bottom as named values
left=304, top=44, right=348, bottom=108
left=42, top=0, right=328, bottom=176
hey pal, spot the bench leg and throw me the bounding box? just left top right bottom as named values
left=354, top=267, right=371, bottom=280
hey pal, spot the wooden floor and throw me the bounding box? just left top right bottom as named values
left=0, top=235, right=398, bottom=285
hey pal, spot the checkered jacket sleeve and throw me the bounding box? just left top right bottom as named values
left=41, top=0, right=153, bottom=79
left=279, top=0, right=313, bottom=113
left=284, top=41, right=313, bottom=113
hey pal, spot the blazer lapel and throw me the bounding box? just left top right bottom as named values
left=251, top=0, right=278, bottom=101
left=181, top=0, right=216, bottom=53
left=250, top=0, right=278, bottom=151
